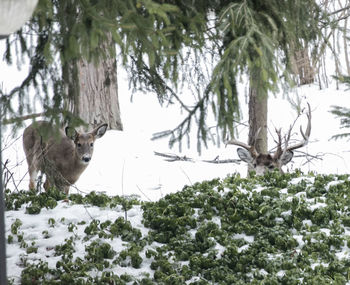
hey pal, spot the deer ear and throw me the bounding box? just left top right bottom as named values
left=237, top=148, right=254, bottom=163
left=65, top=127, right=79, bottom=141
left=281, top=150, right=294, bottom=165
left=93, top=123, right=108, bottom=139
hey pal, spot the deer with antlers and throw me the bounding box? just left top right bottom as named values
left=227, top=103, right=311, bottom=175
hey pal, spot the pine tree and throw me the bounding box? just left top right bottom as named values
left=1, top=0, right=327, bottom=152
left=2, top=0, right=196, bottom=129
left=215, top=0, right=324, bottom=154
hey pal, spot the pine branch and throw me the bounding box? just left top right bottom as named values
left=151, top=91, right=211, bottom=152
left=330, top=133, right=350, bottom=141
left=2, top=112, right=46, bottom=125
left=128, top=55, right=190, bottom=111
left=330, top=104, right=350, bottom=140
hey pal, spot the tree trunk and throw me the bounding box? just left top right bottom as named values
left=65, top=42, right=123, bottom=132
left=63, top=57, right=123, bottom=132
left=343, top=10, right=350, bottom=75
left=59, top=2, right=122, bottom=131
left=248, top=69, right=268, bottom=155
left=291, top=44, right=315, bottom=86
left=75, top=51, right=123, bottom=131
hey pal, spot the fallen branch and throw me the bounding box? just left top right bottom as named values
left=154, top=151, right=240, bottom=164
left=154, top=152, right=194, bottom=162
left=202, top=156, right=241, bottom=164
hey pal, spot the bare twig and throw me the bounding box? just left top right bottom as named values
left=202, top=157, right=241, bottom=164
left=2, top=159, right=17, bottom=191
left=293, top=150, right=325, bottom=161
left=136, top=185, right=152, bottom=202
left=328, top=5, right=350, bottom=16
left=154, top=151, right=194, bottom=162
left=154, top=151, right=240, bottom=164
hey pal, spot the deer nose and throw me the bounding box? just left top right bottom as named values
left=82, top=156, right=91, bottom=163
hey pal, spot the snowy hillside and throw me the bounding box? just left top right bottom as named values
left=3, top=79, right=350, bottom=201
left=2, top=50, right=350, bottom=284
left=5, top=171, right=350, bottom=284
left=4, top=79, right=350, bottom=283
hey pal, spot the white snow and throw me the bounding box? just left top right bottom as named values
left=1, top=63, right=350, bottom=201
left=2, top=35, right=350, bottom=283
left=232, top=233, right=255, bottom=243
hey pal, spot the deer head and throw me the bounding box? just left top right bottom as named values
left=227, top=103, right=311, bottom=175
left=65, top=124, right=108, bottom=164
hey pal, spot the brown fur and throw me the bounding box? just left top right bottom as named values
left=23, top=121, right=107, bottom=194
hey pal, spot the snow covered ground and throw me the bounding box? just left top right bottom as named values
left=2, top=75, right=350, bottom=201
left=2, top=44, right=350, bottom=283
left=6, top=200, right=149, bottom=281
left=5, top=165, right=350, bottom=283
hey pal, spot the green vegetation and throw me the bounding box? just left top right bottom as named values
left=6, top=171, right=350, bottom=284
left=2, top=0, right=326, bottom=151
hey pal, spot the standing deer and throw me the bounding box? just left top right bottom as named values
left=227, top=103, right=311, bottom=175
left=23, top=121, right=108, bottom=194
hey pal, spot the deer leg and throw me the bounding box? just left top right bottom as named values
left=28, top=167, right=38, bottom=191
left=44, top=178, right=51, bottom=192
left=63, top=186, right=70, bottom=195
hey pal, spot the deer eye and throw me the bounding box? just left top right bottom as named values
left=268, top=165, right=275, bottom=169
left=77, top=143, right=82, bottom=147
left=90, top=142, right=94, bottom=147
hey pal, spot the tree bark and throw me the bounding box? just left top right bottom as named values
left=65, top=41, right=123, bottom=132
left=59, top=2, right=123, bottom=131
left=343, top=6, right=350, bottom=75
left=65, top=51, right=123, bottom=131
left=248, top=68, right=268, bottom=155
left=75, top=52, right=123, bottom=131
left=291, top=45, right=315, bottom=86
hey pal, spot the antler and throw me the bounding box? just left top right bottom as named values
left=226, top=127, right=263, bottom=158
left=286, top=102, right=311, bottom=152
left=272, top=128, right=284, bottom=160
left=226, top=139, right=259, bottom=158
left=273, top=103, right=311, bottom=159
